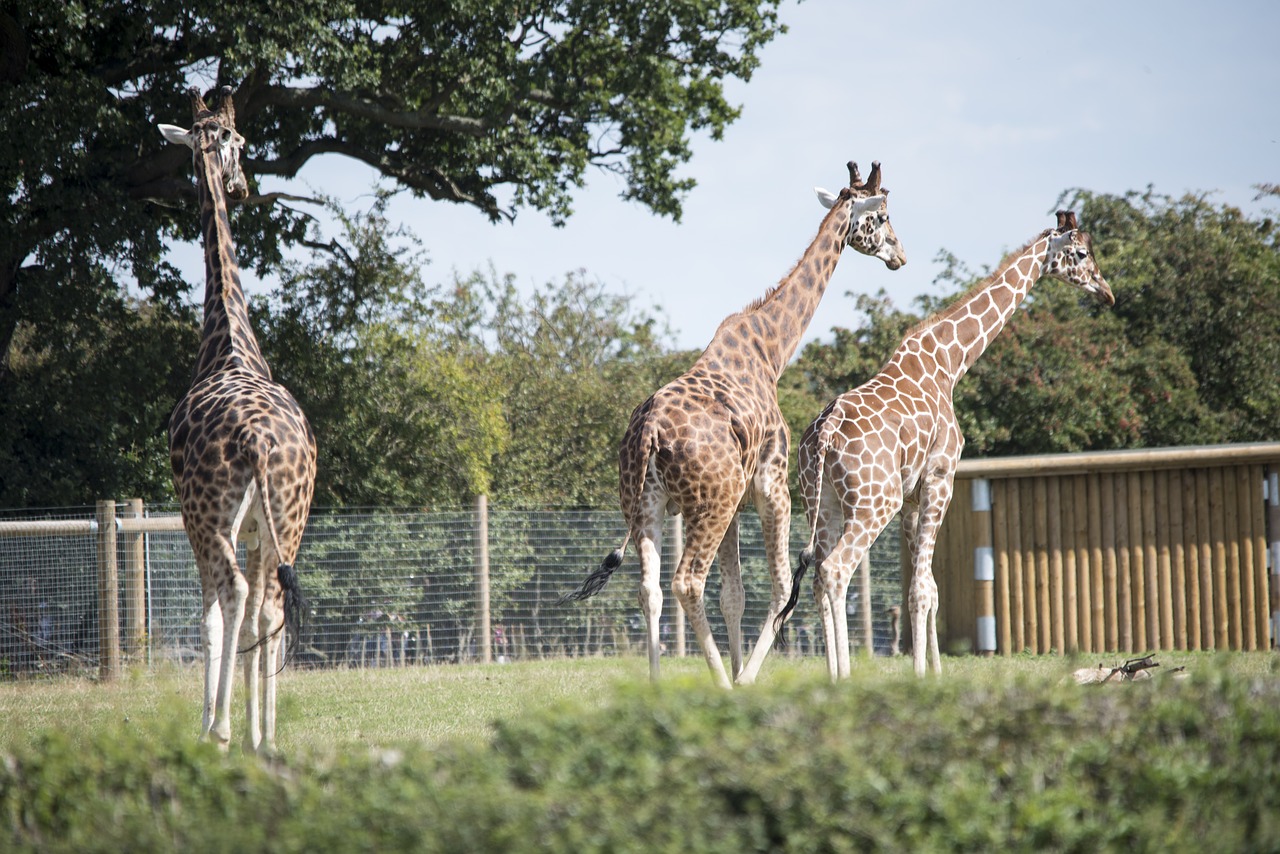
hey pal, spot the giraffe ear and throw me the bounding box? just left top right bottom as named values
left=851, top=194, right=886, bottom=214
left=815, top=187, right=839, bottom=209
left=158, top=123, right=194, bottom=149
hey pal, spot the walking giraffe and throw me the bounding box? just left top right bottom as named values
left=563, top=161, right=907, bottom=688
left=159, top=87, right=316, bottom=751
left=781, top=211, right=1113, bottom=679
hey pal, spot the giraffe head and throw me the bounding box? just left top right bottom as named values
left=158, top=86, right=249, bottom=201
left=815, top=161, right=907, bottom=270
left=1043, top=210, right=1114, bottom=305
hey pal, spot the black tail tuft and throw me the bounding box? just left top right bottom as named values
left=773, top=548, right=813, bottom=634
left=558, top=549, right=624, bottom=603
left=277, top=562, right=305, bottom=665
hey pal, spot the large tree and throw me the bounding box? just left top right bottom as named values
left=0, top=0, right=783, bottom=367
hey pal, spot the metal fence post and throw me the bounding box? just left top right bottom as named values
left=95, top=500, right=121, bottom=680
left=476, top=494, right=490, bottom=664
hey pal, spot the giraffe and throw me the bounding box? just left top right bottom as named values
left=158, top=86, right=317, bottom=751
left=562, top=161, right=907, bottom=688
left=780, top=210, right=1113, bottom=679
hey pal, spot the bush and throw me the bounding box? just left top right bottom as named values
left=4, top=668, right=1279, bottom=851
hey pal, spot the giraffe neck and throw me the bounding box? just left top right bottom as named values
left=190, top=140, right=271, bottom=383
left=699, top=201, right=853, bottom=382
left=903, top=233, right=1050, bottom=387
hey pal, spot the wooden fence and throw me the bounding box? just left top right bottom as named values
left=924, top=442, right=1280, bottom=656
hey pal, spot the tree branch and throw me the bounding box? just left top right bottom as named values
left=254, top=84, right=492, bottom=136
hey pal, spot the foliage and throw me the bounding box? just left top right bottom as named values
left=0, top=297, right=194, bottom=506
left=0, top=0, right=785, bottom=364
left=4, top=660, right=1280, bottom=851
left=255, top=197, right=509, bottom=507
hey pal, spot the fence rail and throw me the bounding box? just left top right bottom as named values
left=0, top=500, right=903, bottom=680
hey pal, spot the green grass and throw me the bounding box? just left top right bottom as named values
left=2, top=651, right=1275, bottom=755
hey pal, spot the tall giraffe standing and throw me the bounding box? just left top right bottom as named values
left=159, top=87, right=316, bottom=751
left=563, top=162, right=907, bottom=688
left=782, top=211, right=1113, bottom=679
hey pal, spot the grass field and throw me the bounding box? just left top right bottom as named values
left=2, top=650, right=1275, bottom=754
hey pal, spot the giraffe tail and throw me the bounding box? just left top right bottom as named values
left=559, top=420, right=656, bottom=604
left=557, top=536, right=629, bottom=603
left=241, top=429, right=306, bottom=664
left=775, top=426, right=831, bottom=632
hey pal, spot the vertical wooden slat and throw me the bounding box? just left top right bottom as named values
left=1101, top=473, right=1119, bottom=652
left=1236, top=466, right=1258, bottom=650
left=1071, top=475, right=1090, bottom=653
left=1115, top=473, right=1133, bottom=652
left=1249, top=465, right=1271, bottom=647
left=1129, top=471, right=1149, bottom=650
left=1033, top=477, right=1052, bottom=653
left=1048, top=477, right=1065, bottom=654
left=1168, top=470, right=1188, bottom=649
left=1224, top=465, right=1243, bottom=649
left=993, top=481, right=1012, bottom=656
left=1058, top=476, right=1076, bottom=652
left=1184, top=470, right=1202, bottom=650
left=1008, top=481, right=1029, bottom=655
left=1196, top=469, right=1215, bottom=648
left=1140, top=470, right=1161, bottom=650
left=1024, top=481, right=1044, bottom=655
left=1087, top=473, right=1105, bottom=652
left=1153, top=471, right=1173, bottom=649
left=1266, top=465, right=1280, bottom=649
left=1209, top=467, right=1230, bottom=649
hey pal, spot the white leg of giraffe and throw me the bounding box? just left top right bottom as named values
left=240, top=536, right=267, bottom=753
left=203, top=537, right=248, bottom=750
left=634, top=516, right=664, bottom=682
left=809, top=494, right=842, bottom=682
left=259, top=584, right=283, bottom=753
left=910, top=468, right=955, bottom=676
left=826, top=512, right=889, bottom=680
left=717, top=515, right=745, bottom=680
left=673, top=507, right=737, bottom=690
left=198, top=580, right=224, bottom=738
left=738, top=471, right=794, bottom=685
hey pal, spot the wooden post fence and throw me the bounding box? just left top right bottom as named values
left=931, top=443, right=1280, bottom=657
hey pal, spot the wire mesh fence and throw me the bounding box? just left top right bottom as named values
left=0, top=502, right=903, bottom=679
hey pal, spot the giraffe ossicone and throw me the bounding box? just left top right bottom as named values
left=782, top=210, right=1112, bottom=680
left=561, top=160, right=906, bottom=689
left=160, top=85, right=316, bottom=752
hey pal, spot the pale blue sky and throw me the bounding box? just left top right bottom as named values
left=181, top=0, right=1280, bottom=351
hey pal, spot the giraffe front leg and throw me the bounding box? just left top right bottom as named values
left=717, top=516, right=745, bottom=681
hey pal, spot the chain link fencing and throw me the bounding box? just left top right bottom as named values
left=0, top=503, right=903, bottom=679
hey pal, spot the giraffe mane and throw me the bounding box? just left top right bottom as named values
left=904, top=229, right=1052, bottom=337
